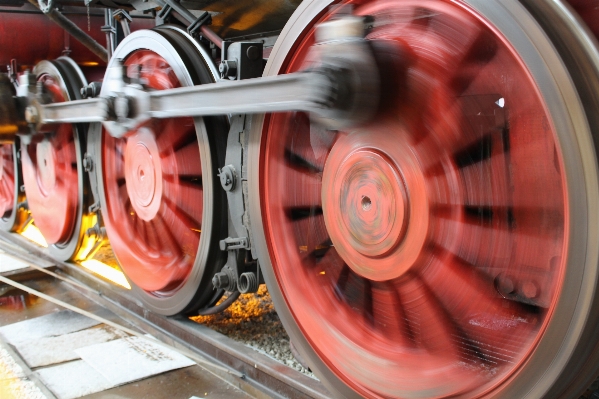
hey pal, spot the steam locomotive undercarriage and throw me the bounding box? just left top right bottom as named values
left=2, top=0, right=599, bottom=397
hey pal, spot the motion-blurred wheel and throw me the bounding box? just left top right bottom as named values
left=21, top=57, right=99, bottom=261
left=92, top=26, right=228, bottom=315
left=0, top=141, right=26, bottom=233
left=250, top=0, right=599, bottom=397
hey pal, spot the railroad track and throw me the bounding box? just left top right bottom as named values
left=0, top=229, right=331, bottom=399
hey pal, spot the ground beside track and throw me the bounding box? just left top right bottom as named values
left=94, top=244, right=315, bottom=377
left=191, top=287, right=315, bottom=377
left=0, top=269, right=255, bottom=398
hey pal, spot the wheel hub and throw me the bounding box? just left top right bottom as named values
left=322, top=128, right=428, bottom=281
left=35, top=138, right=57, bottom=195
left=21, top=67, right=80, bottom=247
left=124, top=127, right=163, bottom=221
left=323, top=147, right=410, bottom=279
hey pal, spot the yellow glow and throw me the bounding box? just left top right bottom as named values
left=0, top=125, right=17, bottom=135
left=0, top=358, right=20, bottom=399
left=319, top=271, right=326, bottom=275
left=74, top=213, right=99, bottom=261
left=80, top=259, right=131, bottom=289
left=20, top=224, right=48, bottom=247
left=79, top=61, right=99, bottom=67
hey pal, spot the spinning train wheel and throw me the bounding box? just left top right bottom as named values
left=0, top=141, right=26, bottom=232
left=21, top=58, right=98, bottom=261
left=250, top=0, right=599, bottom=397
left=92, top=26, right=228, bottom=315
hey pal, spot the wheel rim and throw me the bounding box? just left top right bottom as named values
left=103, top=50, right=203, bottom=293
left=96, top=28, right=228, bottom=314
left=19, top=58, right=96, bottom=261
left=0, top=144, right=16, bottom=224
left=21, top=69, right=79, bottom=245
left=0, top=140, right=26, bottom=233
left=258, top=1, right=577, bottom=397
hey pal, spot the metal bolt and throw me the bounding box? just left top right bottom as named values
left=218, top=165, right=236, bottom=191
left=25, top=106, right=39, bottom=124
left=246, top=45, right=260, bottom=61
left=238, top=272, right=259, bottom=293
left=522, top=281, right=539, bottom=299
left=83, top=155, right=94, bottom=172
left=495, top=274, right=515, bottom=296
left=219, top=60, right=237, bottom=79
left=212, top=272, right=230, bottom=290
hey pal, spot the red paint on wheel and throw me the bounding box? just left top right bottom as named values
left=260, top=1, right=567, bottom=397
left=0, top=145, right=15, bottom=218
left=102, top=50, right=203, bottom=293
left=21, top=74, right=79, bottom=245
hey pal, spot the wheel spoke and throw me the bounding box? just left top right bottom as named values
left=162, top=179, right=203, bottom=225
left=285, top=205, right=323, bottom=221
left=159, top=195, right=201, bottom=252
left=162, top=132, right=202, bottom=176
left=158, top=123, right=197, bottom=156
left=396, top=275, right=461, bottom=359
left=370, top=281, right=413, bottom=346
left=419, top=246, right=539, bottom=363
left=284, top=149, right=323, bottom=174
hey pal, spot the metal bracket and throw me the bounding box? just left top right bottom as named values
left=113, top=9, right=132, bottom=37
left=7, top=59, right=18, bottom=87
left=156, top=4, right=173, bottom=25
left=89, top=201, right=101, bottom=214
left=187, top=11, right=212, bottom=38
left=102, top=9, right=117, bottom=59
left=221, top=115, right=251, bottom=248
left=83, top=153, right=94, bottom=172
left=219, top=42, right=263, bottom=81
left=37, top=0, right=54, bottom=14
left=219, top=237, right=248, bottom=251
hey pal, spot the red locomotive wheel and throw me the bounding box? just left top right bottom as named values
left=22, top=71, right=78, bottom=245
left=251, top=0, right=599, bottom=398
left=20, top=58, right=96, bottom=261
left=0, top=144, right=17, bottom=229
left=95, top=27, right=228, bottom=315
left=0, top=81, right=26, bottom=233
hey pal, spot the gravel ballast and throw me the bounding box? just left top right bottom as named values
left=191, top=286, right=315, bottom=378
left=90, top=247, right=315, bottom=378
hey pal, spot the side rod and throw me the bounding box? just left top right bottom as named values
left=31, top=69, right=336, bottom=126
left=148, top=71, right=333, bottom=118
left=38, top=97, right=109, bottom=124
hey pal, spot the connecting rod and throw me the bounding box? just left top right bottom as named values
left=101, top=66, right=355, bottom=138
left=7, top=16, right=380, bottom=139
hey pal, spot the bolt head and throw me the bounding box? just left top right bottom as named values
left=246, top=46, right=260, bottom=61
left=522, top=281, right=539, bottom=299
left=25, top=106, right=39, bottom=124
left=219, top=165, right=236, bottom=191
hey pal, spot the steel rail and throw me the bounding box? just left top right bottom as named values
left=0, top=230, right=332, bottom=399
